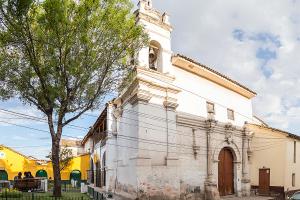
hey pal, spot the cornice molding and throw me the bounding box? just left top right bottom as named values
left=136, top=66, right=176, bottom=83
left=116, top=68, right=180, bottom=107
left=135, top=11, right=173, bottom=32
left=176, top=112, right=207, bottom=128
left=163, top=98, right=178, bottom=110
left=128, top=89, right=153, bottom=105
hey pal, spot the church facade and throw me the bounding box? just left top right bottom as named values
left=86, top=1, right=257, bottom=199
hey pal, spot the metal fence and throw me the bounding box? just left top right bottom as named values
left=0, top=191, right=91, bottom=199
left=0, top=181, right=91, bottom=199
left=48, top=181, right=83, bottom=193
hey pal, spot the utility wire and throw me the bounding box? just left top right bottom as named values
left=0, top=108, right=89, bottom=131
left=0, top=118, right=285, bottom=153
left=0, top=108, right=288, bottom=142
left=0, top=120, right=82, bottom=139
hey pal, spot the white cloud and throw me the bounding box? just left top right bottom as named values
left=143, top=0, right=300, bottom=133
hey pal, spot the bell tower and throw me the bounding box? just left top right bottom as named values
left=135, top=0, right=173, bottom=75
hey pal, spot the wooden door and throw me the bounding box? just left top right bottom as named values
left=218, top=148, right=234, bottom=196
left=259, top=168, right=270, bottom=195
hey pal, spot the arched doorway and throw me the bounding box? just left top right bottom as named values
left=36, top=170, right=48, bottom=178
left=218, top=148, right=234, bottom=196
left=70, top=170, right=81, bottom=182
left=0, top=170, right=8, bottom=180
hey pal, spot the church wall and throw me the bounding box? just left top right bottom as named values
left=110, top=102, right=140, bottom=197
left=110, top=99, right=249, bottom=199
left=177, top=125, right=207, bottom=199
left=173, top=66, right=253, bottom=127
left=99, top=0, right=253, bottom=199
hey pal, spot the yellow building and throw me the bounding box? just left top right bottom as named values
left=247, top=123, right=300, bottom=195
left=0, top=145, right=89, bottom=181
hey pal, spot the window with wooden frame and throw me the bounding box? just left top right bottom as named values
left=294, top=141, right=297, bottom=163
left=206, top=102, right=215, bottom=115
left=292, top=173, right=295, bottom=187
left=227, top=109, right=235, bottom=120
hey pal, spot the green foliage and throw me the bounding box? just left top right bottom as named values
left=0, top=0, right=147, bottom=196
left=47, top=146, right=74, bottom=171
left=0, top=0, right=147, bottom=122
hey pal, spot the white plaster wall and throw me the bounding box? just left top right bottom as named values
left=284, top=139, right=300, bottom=190
left=83, top=138, right=93, bottom=153
left=137, top=103, right=168, bottom=165
left=113, top=102, right=139, bottom=193
left=177, top=126, right=207, bottom=195
left=173, top=66, right=253, bottom=127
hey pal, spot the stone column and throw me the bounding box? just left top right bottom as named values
left=128, top=88, right=153, bottom=166
left=241, top=127, right=251, bottom=196
left=204, top=118, right=220, bottom=200
left=163, top=96, right=178, bottom=166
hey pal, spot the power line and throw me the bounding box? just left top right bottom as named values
left=1, top=130, right=284, bottom=152
left=0, top=120, right=82, bottom=139
left=0, top=107, right=289, bottom=154
left=0, top=108, right=89, bottom=131
left=0, top=108, right=288, bottom=142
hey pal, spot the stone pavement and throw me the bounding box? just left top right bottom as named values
left=221, top=196, right=275, bottom=200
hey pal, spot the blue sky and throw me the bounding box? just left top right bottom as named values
left=0, top=99, right=106, bottom=159
left=1, top=0, right=300, bottom=159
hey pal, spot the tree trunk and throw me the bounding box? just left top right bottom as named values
left=52, top=137, right=62, bottom=197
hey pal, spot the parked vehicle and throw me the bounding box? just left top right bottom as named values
left=289, top=192, right=300, bottom=200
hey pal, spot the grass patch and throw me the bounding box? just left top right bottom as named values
left=1, top=191, right=90, bottom=199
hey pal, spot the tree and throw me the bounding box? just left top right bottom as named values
left=47, top=146, right=73, bottom=171
left=0, top=0, right=147, bottom=196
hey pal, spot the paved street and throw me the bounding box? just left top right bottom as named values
left=221, top=196, right=275, bottom=200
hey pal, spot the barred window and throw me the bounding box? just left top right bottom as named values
left=207, top=102, right=215, bottom=115
left=227, top=109, right=235, bottom=120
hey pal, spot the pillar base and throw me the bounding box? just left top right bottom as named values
left=241, top=178, right=251, bottom=197
left=204, top=181, right=220, bottom=200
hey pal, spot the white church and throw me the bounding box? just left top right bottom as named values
left=83, top=0, right=259, bottom=199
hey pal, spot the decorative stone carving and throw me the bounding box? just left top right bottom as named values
left=192, top=129, right=200, bottom=159
left=204, top=119, right=220, bottom=200
left=128, top=89, right=152, bottom=105
left=205, top=118, right=217, bottom=131
left=163, top=96, right=178, bottom=110
left=241, top=127, right=251, bottom=197
left=225, top=123, right=235, bottom=144
left=113, top=107, right=123, bottom=119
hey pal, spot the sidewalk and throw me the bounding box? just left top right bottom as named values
left=221, top=196, right=275, bottom=200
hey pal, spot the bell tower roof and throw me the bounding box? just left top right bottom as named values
left=135, top=0, right=173, bottom=75
left=135, top=0, right=172, bottom=32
